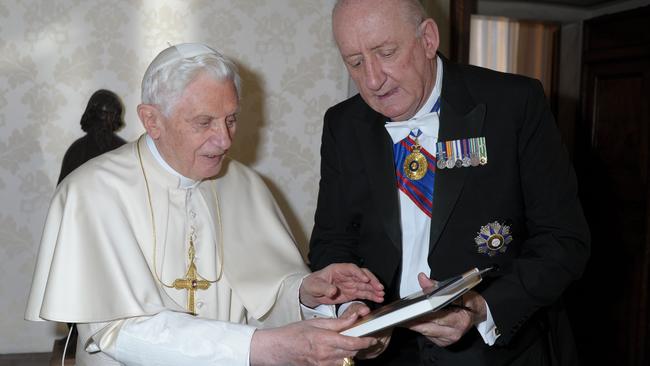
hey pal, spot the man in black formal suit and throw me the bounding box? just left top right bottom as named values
left=309, top=0, right=590, bottom=365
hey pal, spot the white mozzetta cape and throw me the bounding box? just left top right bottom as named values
left=26, top=137, right=309, bottom=327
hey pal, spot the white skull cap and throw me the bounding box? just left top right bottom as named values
left=145, top=42, right=220, bottom=76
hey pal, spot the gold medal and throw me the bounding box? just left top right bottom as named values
left=404, top=138, right=428, bottom=180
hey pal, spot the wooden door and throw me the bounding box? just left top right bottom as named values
left=570, top=6, right=650, bottom=366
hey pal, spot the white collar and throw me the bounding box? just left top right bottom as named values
left=145, top=134, right=199, bottom=189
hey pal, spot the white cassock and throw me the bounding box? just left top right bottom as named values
left=25, top=136, right=311, bottom=365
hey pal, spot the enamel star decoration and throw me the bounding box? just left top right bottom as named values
left=475, top=221, right=513, bottom=257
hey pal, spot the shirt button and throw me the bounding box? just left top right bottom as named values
left=196, top=301, right=204, bottom=309
left=190, top=210, right=196, bottom=218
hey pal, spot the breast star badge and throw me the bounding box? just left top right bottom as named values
left=475, top=221, right=513, bottom=257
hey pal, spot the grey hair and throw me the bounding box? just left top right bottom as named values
left=141, top=51, right=241, bottom=117
left=333, top=0, right=427, bottom=36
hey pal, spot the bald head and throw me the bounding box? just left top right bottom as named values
left=333, top=0, right=427, bottom=37
left=331, top=0, right=439, bottom=121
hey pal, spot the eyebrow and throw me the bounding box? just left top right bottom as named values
left=342, top=42, right=395, bottom=59
left=190, top=106, right=241, bottom=120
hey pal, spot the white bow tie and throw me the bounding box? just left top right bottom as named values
left=384, top=111, right=439, bottom=143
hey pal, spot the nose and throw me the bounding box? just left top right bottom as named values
left=363, top=57, right=386, bottom=91
left=209, top=120, right=233, bottom=151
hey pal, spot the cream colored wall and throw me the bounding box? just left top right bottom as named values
left=0, top=0, right=346, bottom=353
left=422, top=0, right=450, bottom=56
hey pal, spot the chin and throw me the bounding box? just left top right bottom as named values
left=194, top=155, right=226, bottom=179
left=381, top=109, right=409, bottom=121
left=372, top=102, right=410, bottom=121
left=201, top=165, right=223, bottom=179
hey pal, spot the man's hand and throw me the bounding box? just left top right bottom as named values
left=339, top=301, right=373, bottom=319
left=250, top=315, right=377, bottom=366
left=407, top=273, right=487, bottom=347
left=300, top=263, right=384, bottom=308
left=339, top=302, right=391, bottom=359
left=356, top=328, right=391, bottom=360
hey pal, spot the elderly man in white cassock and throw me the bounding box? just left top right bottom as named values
left=25, top=43, right=385, bottom=366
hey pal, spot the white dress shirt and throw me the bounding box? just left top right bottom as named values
left=384, top=56, right=499, bottom=345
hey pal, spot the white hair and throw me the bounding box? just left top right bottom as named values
left=141, top=47, right=241, bottom=117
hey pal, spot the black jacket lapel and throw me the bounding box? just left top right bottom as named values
left=429, top=59, right=486, bottom=253
left=353, top=107, right=402, bottom=251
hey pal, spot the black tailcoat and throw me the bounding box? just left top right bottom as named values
left=309, top=58, right=590, bottom=365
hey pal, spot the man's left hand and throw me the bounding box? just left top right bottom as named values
left=407, top=273, right=487, bottom=347
left=300, top=263, right=385, bottom=308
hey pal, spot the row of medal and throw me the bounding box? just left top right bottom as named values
left=436, top=137, right=488, bottom=169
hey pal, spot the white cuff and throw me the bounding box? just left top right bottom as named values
left=297, top=274, right=336, bottom=319
left=100, top=311, right=255, bottom=365
left=301, top=303, right=336, bottom=319
left=475, top=301, right=501, bottom=346
left=336, top=301, right=364, bottom=318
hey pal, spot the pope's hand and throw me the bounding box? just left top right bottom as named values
left=340, top=303, right=392, bottom=360
left=300, top=263, right=384, bottom=308
left=250, top=315, right=377, bottom=366
left=406, top=273, right=487, bottom=347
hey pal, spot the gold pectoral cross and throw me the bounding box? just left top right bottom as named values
left=172, top=238, right=210, bottom=314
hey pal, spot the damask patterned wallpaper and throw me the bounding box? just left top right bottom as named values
left=0, top=0, right=345, bottom=353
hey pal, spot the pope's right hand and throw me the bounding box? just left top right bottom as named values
left=339, top=302, right=391, bottom=360
left=250, top=315, right=377, bottom=366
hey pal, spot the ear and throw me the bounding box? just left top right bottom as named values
left=419, top=19, right=440, bottom=59
left=137, top=104, right=163, bottom=139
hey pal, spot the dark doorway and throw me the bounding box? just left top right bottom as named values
left=450, top=2, right=650, bottom=364
left=570, top=6, right=650, bottom=365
